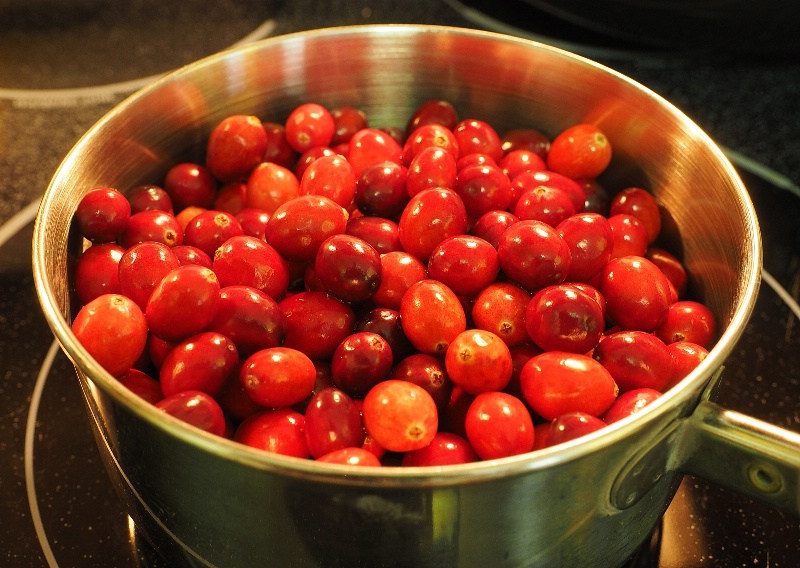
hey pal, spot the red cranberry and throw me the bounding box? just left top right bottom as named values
left=427, top=235, right=499, bottom=298
left=314, top=234, right=382, bottom=303
left=75, top=187, right=131, bottom=243
left=118, top=241, right=180, bottom=309
left=354, top=160, right=409, bottom=218
left=593, top=330, right=673, bottom=392
left=331, top=332, right=394, bottom=398
left=120, top=210, right=183, bottom=249
left=212, top=235, right=289, bottom=300
left=163, top=162, right=217, bottom=210
left=406, top=99, right=458, bottom=135
left=127, top=184, right=173, bottom=214
left=264, top=194, right=348, bottom=262
left=74, top=243, right=124, bottom=305
left=497, top=219, right=572, bottom=293
left=279, top=291, right=356, bottom=360
left=206, top=285, right=286, bottom=356
left=205, top=114, right=268, bottom=183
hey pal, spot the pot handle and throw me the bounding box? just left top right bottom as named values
left=669, top=398, right=800, bottom=516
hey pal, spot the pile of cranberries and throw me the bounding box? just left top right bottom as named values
left=69, top=99, right=717, bottom=467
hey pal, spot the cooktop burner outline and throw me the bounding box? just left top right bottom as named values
left=0, top=19, right=277, bottom=106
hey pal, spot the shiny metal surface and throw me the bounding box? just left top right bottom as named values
left=32, top=25, right=796, bottom=567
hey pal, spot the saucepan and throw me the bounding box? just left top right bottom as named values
left=32, top=25, right=800, bottom=568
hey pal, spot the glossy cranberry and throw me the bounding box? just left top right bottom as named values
left=555, top=212, right=613, bottom=282
left=279, top=291, right=356, bottom=360
left=345, top=215, right=401, bottom=254
left=75, top=187, right=131, bottom=243
left=402, top=432, right=478, bottom=466
left=118, top=241, right=180, bottom=309
left=576, top=178, right=610, bottom=216
left=398, top=187, right=468, bottom=261
left=159, top=331, right=238, bottom=398
left=425, top=235, right=497, bottom=298
left=593, top=330, right=673, bottom=392
left=213, top=181, right=248, bottom=214
left=465, top=391, right=534, bottom=460
left=175, top=206, right=205, bottom=231
left=500, top=149, right=548, bottom=180
left=609, top=187, right=661, bottom=243
left=262, top=121, right=298, bottom=169
left=546, top=123, right=612, bottom=180
left=171, top=244, right=212, bottom=268
left=608, top=213, right=649, bottom=259
left=371, top=251, right=428, bottom=310
left=445, top=329, right=513, bottom=395
left=206, top=114, right=268, bottom=182
left=406, top=145, right=458, bottom=197
left=456, top=153, right=497, bottom=171
left=399, top=279, right=467, bottom=355
left=497, top=219, right=572, bottom=293
left=355, top=307, right=415, bottom=362
left=245, top=161, right=300, bottom=214
left=239, top=346, right=317, bottom=408
left=118, top=368, right=163, bottom=404
left=119, top=210, right=183, bottom=248
left=212, top=235, right=289, bottom=300
left=183, top=210, right=244, bottom=257
left=284, top=102, right=335, bottom=153
left=330, top=106, right=368, bottom=146
left=330, top=332, right=394, bottom=397
left=127, top=184, right=173, bottom=214
left=646, top=247, right=688, bottom=299
left=520, top=351, right=618, bottom=420
left=156, top=390, right=227, bottom=437
left=264, top=194, right=348, bottom=262
left=406, top=99, right=458, bottom=134
left=525, top=284, right=605, bottom=354
left=362, top=379, right=439, bottom=453
left=603, top=388, right=662, bottom=424
left=598, top=255, right=672, bottom=331
left=452, top=119, right=503, bottom=163
left=453, top=163, right=512, bottom=219
left=207, top=285, right=286, bottom=356
left=401, top=123, right=460, bottom=166
left=74, top=243, right=124, bottom=305
left=547, top=412, right=606, bottom=446
left=234, top=408, right=310, bottom=458
left=500, top=127, right=551, bottom=160
left=145, top=265, right=220, bottom=342
left=655, top=300, right=717, bottom=348
left=71, top=293, right=148, bottom=377
left=471, top=282, right=531, bottom=347
left=163, top=162, right=217, bottom=210
left=509, top=170, right=585, bottom=213
left=234, top=207, right=270, bottom=239
left=514, top=184, right=576, bottom=228
left=470, top=209, right=519, bottom=249
left=667, top=341, right=709, bottom=388
left=314, top=234, right=382, bottom=303
left=388, top=353, right=452, bottom=413
left=299, top=153, right=357, bottom=207
left=347, top=127, right=404, bottom=177
left=302, top=386, right=365, bottom=458
left=354, top=160, right=409, bottom=218
left=316, top=447, right=381, bottom=466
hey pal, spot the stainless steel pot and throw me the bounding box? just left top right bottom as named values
left=33, top=25, right=800, bottom=568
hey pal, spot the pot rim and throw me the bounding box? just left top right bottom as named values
left=32, top=23, right=763, bottom=487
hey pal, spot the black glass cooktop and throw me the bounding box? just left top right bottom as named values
left=2, top=1, right=799, bottom=566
